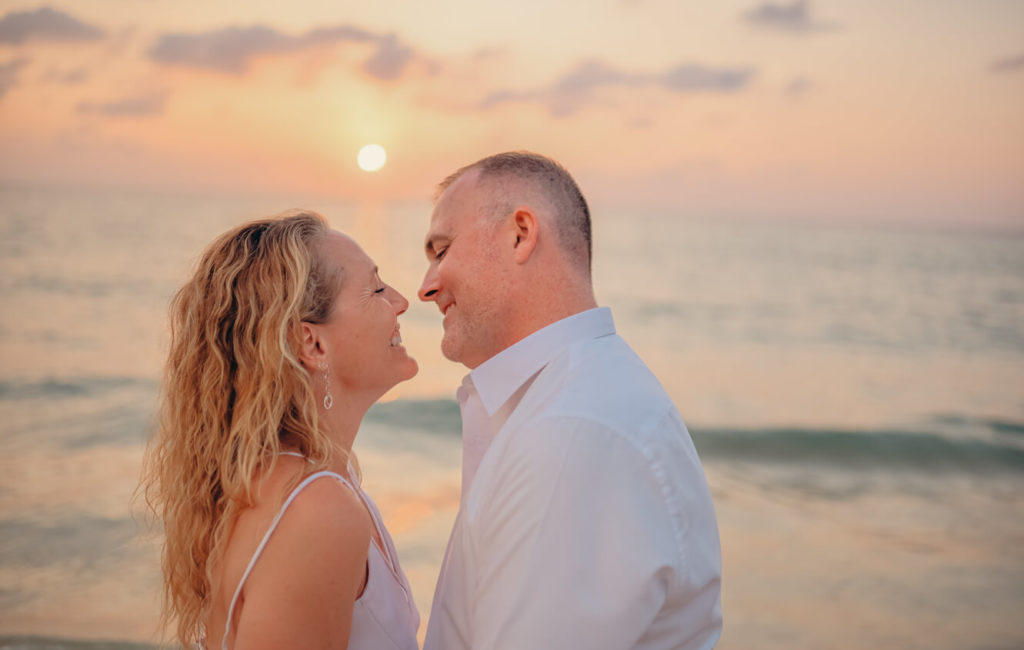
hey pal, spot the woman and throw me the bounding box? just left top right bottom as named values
left=142, top=211, right=420, bottom=649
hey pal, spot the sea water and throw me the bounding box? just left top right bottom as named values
left=1, top=186, right=1023, bottom=649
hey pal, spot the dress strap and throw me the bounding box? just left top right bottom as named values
left=221, top=470, right=353, bottom=650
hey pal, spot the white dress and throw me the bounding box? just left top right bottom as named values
left=219, top=462, right=420, bottom=650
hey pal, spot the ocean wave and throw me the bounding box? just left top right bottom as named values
left=0, top=637, right=156, bottom=650
left=366, top=399, right=1024, bottom=474
left=366, top=398, right=462, bottom=435
left=692, top=427, right=1024, bottom=473
left=6, top=273, right=157, bottom=299
left=0, top=516, right=140, bottom=570
left=0, top=377, right=156, bottom=401
left=930, top=413, right=1024, bottom=437
left=8, top=390, right=1022, bottom=475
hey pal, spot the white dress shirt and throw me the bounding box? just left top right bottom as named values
left=424, top=308, right=723, bottom=650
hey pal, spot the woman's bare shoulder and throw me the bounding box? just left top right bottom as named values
left=240, top=471, right=373, bottom=610
left=274, top=472, right=373, bottom=553
left=260, top=456, right=371, bottom=538
left=209, top=466, right=373, bottom=648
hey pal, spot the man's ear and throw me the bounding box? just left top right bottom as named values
left=511, top=207, right=539, bottom=264
left=298, top=321, right=325, bottom=370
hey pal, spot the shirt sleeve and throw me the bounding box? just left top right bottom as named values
left=467, top=414, right=681, bottom=650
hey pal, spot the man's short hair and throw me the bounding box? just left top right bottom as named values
left=437, top=151, right=592, bottom=272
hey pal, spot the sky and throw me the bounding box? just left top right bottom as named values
left=0, top=0, right=1022, bottom=225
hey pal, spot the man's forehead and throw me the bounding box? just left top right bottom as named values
left=425, top=202, right=451, bottom=241
left=424, top=208, right=453, bottom=253
left=425, top=170, right=481, bottom=244
left=439, top=166, right=481, bottom=202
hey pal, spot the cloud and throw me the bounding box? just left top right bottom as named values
left=362, top=34, right=413, bottom=81
left=663, top=64, right=753, bottom=91
left=47, top=67, right=90, bottom=84
left=990, top=53, right=1024, bottom=73
left=304, top=25, right=377, bottom=44
left=784, top=77, right=814, bottom=98
left=472, top=47, right=507, bottom=62
left=148, top=25, right=293, bottom=74
left=743, top=0, right=840, bottom=34
left=482, top=59, right=754, bottom=116
left=77, top=94, right=166, bottom=117
left=0, top=58, right=29, bottom=99
left=148, top=24, right=415, bottom=80
left=0, top=7, right=103, bottom=45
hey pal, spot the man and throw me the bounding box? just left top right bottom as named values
left=418, top=151, right=722, bottom=650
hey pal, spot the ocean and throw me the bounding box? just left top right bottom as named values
left=1, top=185, right=1023, bottom=649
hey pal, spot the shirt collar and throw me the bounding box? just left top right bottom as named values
left=464, top=307, right=615, bottom=416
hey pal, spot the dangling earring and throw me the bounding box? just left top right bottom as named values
left=319, top=360, right=334, bottom=410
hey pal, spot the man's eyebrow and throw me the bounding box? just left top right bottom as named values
left=424, top=234, right=447, bottom=257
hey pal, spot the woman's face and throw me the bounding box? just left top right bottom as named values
left=314, top=231, right=418, bottom=399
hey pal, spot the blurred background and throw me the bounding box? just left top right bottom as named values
left=1, top=1, right=1022, bottom=648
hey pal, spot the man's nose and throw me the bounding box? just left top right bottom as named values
left=418, top=267, right=439, bottom=302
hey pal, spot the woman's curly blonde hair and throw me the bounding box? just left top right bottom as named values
left=141, top=211, right=345, bottom=647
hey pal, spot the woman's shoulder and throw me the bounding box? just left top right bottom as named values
left=240, top=466, right=373, bottom=595
left=273, top=468, right=373, bottom=547
left=236, top=458, right=374, bottom=571
left=209, top=460, right=373, bottom=645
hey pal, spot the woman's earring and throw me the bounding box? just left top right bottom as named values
left=319, top=361, right=334, bottom=410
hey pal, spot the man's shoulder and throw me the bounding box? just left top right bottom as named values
left=557, top=333, right=672, bottom=410
left=521, top=333, right=685, bottom=444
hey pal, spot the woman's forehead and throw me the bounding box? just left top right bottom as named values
left=322, top=230, right=372, bottom=268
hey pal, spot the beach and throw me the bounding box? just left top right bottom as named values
left=2, top=186, right=1023, bottom=648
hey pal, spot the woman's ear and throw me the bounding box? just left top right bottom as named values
left=511, top=207, right=539, bottom=264
left=298, top=321, right=324, bottom=370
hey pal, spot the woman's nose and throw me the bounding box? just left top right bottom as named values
left=390, top=286, right=409, bottom=315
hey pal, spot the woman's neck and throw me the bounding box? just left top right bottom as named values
left=318, top=390, right=377, bottom=472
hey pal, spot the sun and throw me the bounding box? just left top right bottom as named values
left=357, top=144, right=387, bottom=172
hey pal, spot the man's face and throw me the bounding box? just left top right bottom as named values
left=419, top=171, right=511, bottom=369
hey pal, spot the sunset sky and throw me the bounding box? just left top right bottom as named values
left=0, top=0, right=1021, bottom=225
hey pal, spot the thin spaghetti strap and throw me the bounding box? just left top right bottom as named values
left=277, top=451, right=309, bottom=460
left=221, top=470, right=353, bottom=650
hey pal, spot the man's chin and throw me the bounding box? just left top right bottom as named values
left=441, top=338, right=479, bottom=369
left=440, top=337, right=461, bottom=364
